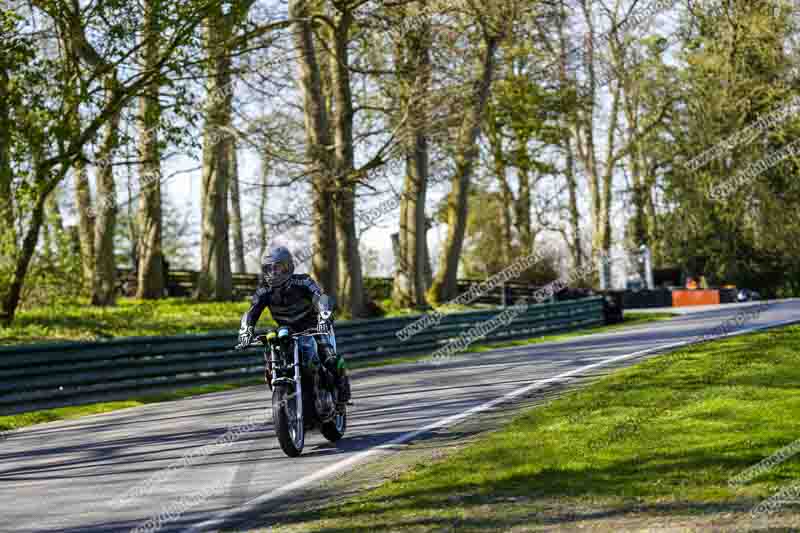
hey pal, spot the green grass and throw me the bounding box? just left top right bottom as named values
left=267, top=323, right=800, bottom=532
left=0, top=380, right=262, bottom=433
left=376, top=298, right=498, bottom=318
left=0, top=297, right=260, bottom=345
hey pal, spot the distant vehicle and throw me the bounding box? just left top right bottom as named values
left=626, top=278, right=644, bottom=291
left=737, top=289, right=761, bottom=302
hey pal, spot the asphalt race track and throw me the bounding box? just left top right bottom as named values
left=1, top=300, right=798, bottom=533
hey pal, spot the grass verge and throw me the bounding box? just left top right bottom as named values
left=264, top=323, right=800, bottom=532
left=376, top=298, right=498, bottom=318
left=0, top=298, right=258, bottom=345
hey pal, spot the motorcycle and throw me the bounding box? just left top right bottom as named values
left=235, top=296, right=346, bottom=457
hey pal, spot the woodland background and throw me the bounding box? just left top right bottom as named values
left=2, top=0, right=800, bottom=325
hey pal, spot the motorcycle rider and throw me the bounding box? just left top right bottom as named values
left=238, top=246, right=351, bottom=404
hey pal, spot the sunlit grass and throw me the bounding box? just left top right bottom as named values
left=0, top=297, right=262, bottom=345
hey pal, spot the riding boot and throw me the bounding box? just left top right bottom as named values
left=320, top=344, right=351, bottom=403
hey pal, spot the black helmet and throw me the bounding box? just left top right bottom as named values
left=261, top=246, right=294, bottom=287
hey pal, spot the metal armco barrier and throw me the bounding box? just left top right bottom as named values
left=0, top=297, right=604, bottom=415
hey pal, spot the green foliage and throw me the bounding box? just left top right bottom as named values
left=659, top=0, right=800, bottom=295
left=460, top=188, right=508, bottom=277
left=453, top=186, right=559, bottom=284
left=20, top=228, right=83, bottom=309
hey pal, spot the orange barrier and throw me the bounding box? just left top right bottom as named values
left=672, top=289, right=720, bottom=307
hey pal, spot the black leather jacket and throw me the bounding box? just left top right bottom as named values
left=241, top=274, right=330, bottom=333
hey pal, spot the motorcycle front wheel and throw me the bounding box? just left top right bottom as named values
left=272, top=386, right=304, bottom=457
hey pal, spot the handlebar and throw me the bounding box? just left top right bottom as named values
left=234, top=327, right=331, bottom=351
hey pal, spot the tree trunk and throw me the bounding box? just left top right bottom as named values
left=0, top=66, right=13, bottom=234
left=318, top=29, right=339, bottom=294
left=573, top=1, right=605, bottom=270
left=486, top=111, right=514, bottom=265
left=196, top=6, right=233, bottom=301
left=91, top=74, right=122, bottom=306
left=136, top=0, right=165, bottom=299
left=329, top=8, right=365, bottom=317
left=258, top=155, right=269, bottom=262
left=564, top=138, right=582, bottom=269
left=394, top=11, right=432, bottom=308
left=73, top=156, right=96, bottom=290
left=393, top=186, right=413, bottom=305
left=622, top=67, right=650, bottom=253
left=556, top=0, right=581, bottom=270
left=229, top=141, right=246, bottom=273
left=599, top=84, right=620, bottom=257
left=428, top=35, right=500, bottom=303
left=313, top=184, right=338, bottom=293
left=0, top=65, right=15, bottom=314
left=630, top=147, right=647, bottom=248
left=333, top=188, right=362, bottom=313
left=644, top=169, right=659, bottom=264
left=0, top=173, right=58, bottom=324
left=423, top=224, right=433, bottom=288
left=290, top=0, right=337, bottom=292
left=515, top=166, right=533, bottom=253
left=411, top=131, right=431, bottom=305
left=42, top=190, right=64, bottom=260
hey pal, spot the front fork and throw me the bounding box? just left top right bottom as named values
left=268, top=343, right=304, bottom=426
left=293, top=341, right=303, bottom=429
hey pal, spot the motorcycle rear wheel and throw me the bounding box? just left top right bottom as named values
left=273, top=386, right=304, bottom=457
left=320, top=405, right=347, bottom=442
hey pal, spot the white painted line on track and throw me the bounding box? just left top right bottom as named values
left=187, top=315, right=800, bottom=532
